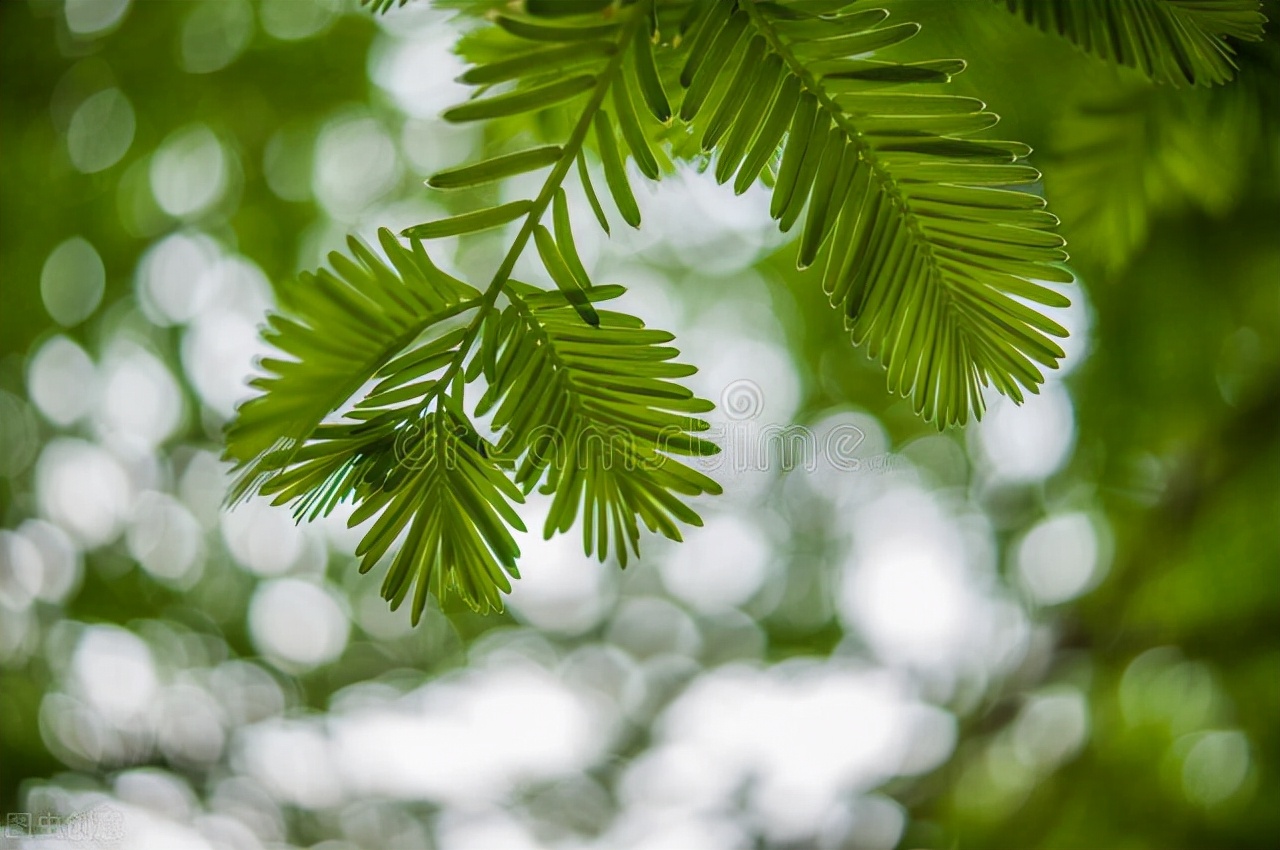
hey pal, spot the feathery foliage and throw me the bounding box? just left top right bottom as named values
left=225, top=229, right=479, bottom=498
left=228, top=0, right=1266, bottom=622
left=479, top=281, right=722, bottom=566
left=996, top=0, right=1267, bottom=86
left=227, top=0, right=718, bottom=618
left=673, top=0, right=1072, bottom=424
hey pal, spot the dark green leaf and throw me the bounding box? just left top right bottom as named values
left=681, top=10, right=748, bottom=121
left=402, top=201, right=533, bottom=239
left=632, top=20, right=672, bottom=121
left=458, top=41, right=615, bottom=85
left=494, top=13, right=620, bottom=41
left=553, top=188, right=592, bottom=289
left=534, top=224, right=600, bottom=326
left=442, top=74, right=596, bottom=122
left=733, top=73, right=801, bottom=193
left=612, top=76, right=660, bottom=179
left=700, top=35, right=768, bottom=150
left=594, top=110, right=641, bottom=227
left=427, top=146, right=563, bottom=189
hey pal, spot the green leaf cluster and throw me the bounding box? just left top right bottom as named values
left=997, top=0, right=1266, bottom=86
left=672, top=0, right=1072, bottom=422
left=231, top=0, right=1267, bottom=620
left=478, top=281, right=722, bottom=566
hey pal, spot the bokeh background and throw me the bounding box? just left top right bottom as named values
left=2, top=1, right=1278, bottom=848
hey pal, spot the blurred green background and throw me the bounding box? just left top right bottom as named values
left=2, top=1, right=1278, bottom=848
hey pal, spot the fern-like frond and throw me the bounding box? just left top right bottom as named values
left=347, top=406, right=525, bottom=620
left=677, top=0, right=1072, bottom=426
left=261, top=404, right=524, bottom=620
left=477, top=282, right=722, bottom=565
left=226, top=231, right=528, bottom=617
left=997, top=0, right=1267, bottom=86
left=228, top=0, right=725, bottom=620
left=225, top=229, right=478, bottom=499
left=222, top=230, right=533, bottom=616
left=439, top=0, right=680, bottom=235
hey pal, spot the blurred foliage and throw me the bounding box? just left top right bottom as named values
left=2, top=2, right=1279, bottom=850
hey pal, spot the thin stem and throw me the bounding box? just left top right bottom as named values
left=421, top=0, right=651, bottom=413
